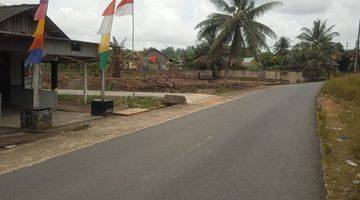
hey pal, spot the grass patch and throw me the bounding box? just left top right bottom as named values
left=322, top=75, right=360, bottom=106
left=339, top=101, right=360, bottom=159
left=215, top=86, right=235, bottom=94
left=317, top=106, right=332, bottom=157
left=317, top=74, right=360, bottom=200
left=58, top=95, right=165, bottom=110
left=115, top=96, right=164, bottom=109
left=322, top=75, right=360, bottom=159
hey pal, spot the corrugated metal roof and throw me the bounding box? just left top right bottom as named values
left=243, top=57, right=255, bottom=63
left=0, top=30, right=98, bottom=45
left=0, top=4, right=36, bottom=22
left=0, top=4, right=70, bottom=39
left=144, top=47, right=171, bottom=60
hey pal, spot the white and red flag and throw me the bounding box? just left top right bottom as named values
left=115, top=0, right=133, bottom=17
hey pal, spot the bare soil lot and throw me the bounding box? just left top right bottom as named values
left=42, top=71, right=282, bottom=94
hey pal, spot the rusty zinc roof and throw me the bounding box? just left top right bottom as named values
left=0, top=4, right=37, bottom=22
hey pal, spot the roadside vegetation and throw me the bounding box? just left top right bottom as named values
left=41, top=2, right=357, bottom=96
left=160, top=18, right=352, bottom=82
left=317, top=75, right=360, bottom=200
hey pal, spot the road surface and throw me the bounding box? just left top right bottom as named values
left=0, top=83, right=324, bottom=200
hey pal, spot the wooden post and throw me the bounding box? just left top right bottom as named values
left=51, top=60, right=58, bottom=91
left=132, top=80, right=135, bottom=108
left=32, top=63, right=40, bottom=108
left=101, top=69, right=105, bottom=101
left=83, top=63, right=88, bottom=104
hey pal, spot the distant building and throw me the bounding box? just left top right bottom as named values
left=0, top=4, right=98, bottom=109
left=242, top=57, right=255, bottom=67
left=142, top=47, right=172, bottom=70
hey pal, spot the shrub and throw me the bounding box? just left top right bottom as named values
left=322, top=75, right=360, bottom=106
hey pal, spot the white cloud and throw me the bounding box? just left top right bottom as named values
left=275, top=0, right=335, bottom=15
left=2, top=0, right=359, bottom=50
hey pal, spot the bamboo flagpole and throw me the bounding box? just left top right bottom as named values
left=132, top=1, right=135, bottom=52
left=132, top=1, right=135, bottom=107
left=97, top=0, right=116, bottom=101
left=115, top=0, right=135, bottom=106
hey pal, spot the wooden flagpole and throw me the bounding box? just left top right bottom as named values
left=132, top=0, right=135, bottom=52
left=33, top=63, right=40, bottom=108
left=131, top=0, right=135, bottom=107
left=101, top=69, right=105, bottom=101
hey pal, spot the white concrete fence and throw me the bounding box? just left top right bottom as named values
left=177, top=70, right=303, bottom=83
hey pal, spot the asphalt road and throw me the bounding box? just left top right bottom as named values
left=0, top=83, right=324, bottom=200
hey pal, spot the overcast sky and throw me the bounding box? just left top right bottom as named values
left=2, top=0, right=360, bottom=50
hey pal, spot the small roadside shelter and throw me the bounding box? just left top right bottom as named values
left=0, top=4, right=98, bottom=111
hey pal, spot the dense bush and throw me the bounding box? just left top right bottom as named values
left=303, top=66, right=327, bottom=81
left=322, top=75, right=360, bottom=106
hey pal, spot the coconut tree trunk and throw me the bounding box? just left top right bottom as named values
left=111, top=48, right=122, bottom=78
left=254, top=50, right=265, bottom=80
left=225, top=56, right=232, bottom=82
left=211, top=65, right=217, bottom=79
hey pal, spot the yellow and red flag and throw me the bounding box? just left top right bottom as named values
left=98, top=0, right=116, bottom=70
left=25, top=0, right=48, bottom=66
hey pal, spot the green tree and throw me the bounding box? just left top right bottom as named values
left=297, top=19, right=339, bottom=47
left=294, top=19, right=341, bottom=79
left=194, top=32, right=227, bottom=77
left=110, top=37, right=126, bottom=77
left=258, top=51, right=274, bottom=69
left=196, top=0, right=282, bottom=79
left=162, top=47, right=177, bottom=61
left=274, top=36, right=291, bottom=56
left=178, top=46, right=196, bottom=69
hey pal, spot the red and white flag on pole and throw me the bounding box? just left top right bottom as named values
left=115, top=0, right=133, bottom=17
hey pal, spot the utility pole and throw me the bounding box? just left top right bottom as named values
left=354, top=19, right=360, bottom=74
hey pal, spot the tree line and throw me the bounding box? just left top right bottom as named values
left=161, top=0, right=356, bottom=80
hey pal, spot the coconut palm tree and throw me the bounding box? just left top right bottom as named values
left=294, top=19, right=341, bottom=79
left=194, top=32, right=227, bottom=77
left=196, top=0, right=282, bottom=79
left=297, top=19, right=339, bottom=47
left=274, top=36, right=291, bottom=56
left=110, top=37, right=127, bottom=77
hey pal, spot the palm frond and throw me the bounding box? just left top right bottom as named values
left=230, top=24, right=245, bottom=55
left=210, top=0, right=234, bottom=13
left=251, top=21, right=277, bottom=39
left=210, top=18, right=235, bottom=54
left=249, top=1, right=283, bottom=19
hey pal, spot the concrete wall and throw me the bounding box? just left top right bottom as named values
left=176, top=70, right=209, bottom=79
left=280, top=71, right=304, bottom=83
left=10, top=85, right=57, bottom=108
left=177, top=70, right=303, bottom=83
left=265, top=71, right=281, bottom=80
